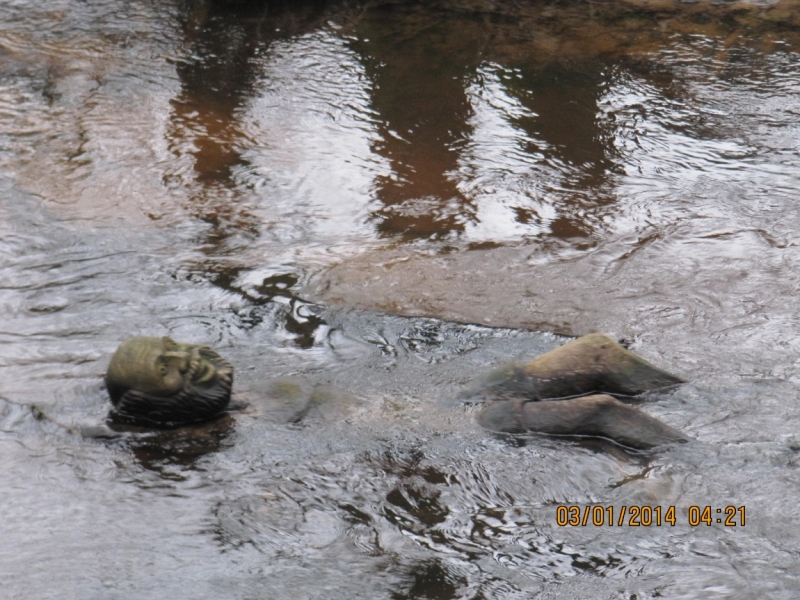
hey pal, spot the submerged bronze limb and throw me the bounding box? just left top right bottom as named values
left=105, top=332, right=686, bottom=449
left=478, top=395, right=687, bottom=450
left=475, top=334, right=687, bottom=449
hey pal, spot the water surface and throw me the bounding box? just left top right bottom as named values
left=2, top=1, right=800, bottom=598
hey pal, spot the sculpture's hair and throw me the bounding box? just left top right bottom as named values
left=109, top=349, right=233, bottom=427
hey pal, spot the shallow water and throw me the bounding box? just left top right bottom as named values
left=2, top=0, right=800, bottom=598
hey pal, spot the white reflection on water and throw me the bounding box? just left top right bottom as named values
left=237, top=30, right=389, bottom=261
left=460, top=64, right=552, bottom=242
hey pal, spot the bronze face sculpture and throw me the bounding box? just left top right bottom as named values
left=105, top=333, right=685, bottom=449
left=105, top=336, right=233, bottom=426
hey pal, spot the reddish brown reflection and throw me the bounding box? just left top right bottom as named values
left=351, top=0, right=800, bottom=245
left=167, top=0, right=348, bottom=252
left=500, top=64, right=616, bottom=242
left=352, top=5, right=621, bottom=244
left=354, top=7, right=483, bottom=240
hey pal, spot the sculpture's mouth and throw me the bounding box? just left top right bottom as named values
left=191, top=357, right=217, bottom=385
left=183, top=345, right=230, bottom=387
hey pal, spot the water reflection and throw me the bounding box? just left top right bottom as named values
left=354, top=8, right=621, bottom=244
left=109, top=414, right=236, bottom=473
left=168, top=0, right=349, bottom=253
left=504, top=65, right=616, bottom=241
left=186, top=260, right=328, bottom=346
left=355, top=8, right=480, bottom=240
left=391, top=560, right=465, bottom=600
left=459, top=63, right=617, bottom=247
left=351, top=4, right=736, bottom=247
left=3, top=0, right=800, bottom=598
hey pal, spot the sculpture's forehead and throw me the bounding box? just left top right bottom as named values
left=116, top=335, right=200, bottom=354
left=116, top=336, right=172, bottom=358
left=106, top=336, right=196, bottom=387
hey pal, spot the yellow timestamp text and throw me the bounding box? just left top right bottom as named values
left=555, top=505, right=745, bottom=527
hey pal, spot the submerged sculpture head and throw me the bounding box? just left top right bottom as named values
left=106, top=336, right=233, bottom=426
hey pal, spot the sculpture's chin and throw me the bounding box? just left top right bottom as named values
left=110, top=357, right=233, bottom=428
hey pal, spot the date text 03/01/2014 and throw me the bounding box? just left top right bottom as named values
left=555, top=506, right=745, bottom=527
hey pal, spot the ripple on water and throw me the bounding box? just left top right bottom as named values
left=2, top=0, right=800, bottom=598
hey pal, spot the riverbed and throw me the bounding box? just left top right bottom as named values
left=2, top=1, right=800, bottom=598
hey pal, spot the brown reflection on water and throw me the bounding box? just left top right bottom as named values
left=167, top=2, right=268, bottom=250
left=166, top=0, right=350, bottom=252
left=347, top=0, right=800, bottom=246
left=352, top=4, right=621, bottom=244
left=354, top=8, right=482, bottom=240
left=504, top=65, right=617, bottom=242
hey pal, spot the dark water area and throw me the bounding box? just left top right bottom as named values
left=2, top=0, right=800, bottom=598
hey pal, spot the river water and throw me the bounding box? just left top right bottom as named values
left=2, top=0, right=800, bottom=598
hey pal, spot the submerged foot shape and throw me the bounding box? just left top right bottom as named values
left=473, top=334, right=687, bottom=449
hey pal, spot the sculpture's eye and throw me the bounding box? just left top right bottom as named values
left=159, top=363, right=169, bottom=377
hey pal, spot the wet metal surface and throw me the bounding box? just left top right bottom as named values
left=2, top=1, right=800, bottom=598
